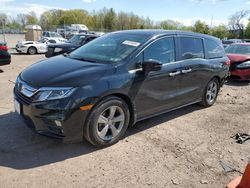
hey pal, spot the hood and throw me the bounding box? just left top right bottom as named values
left=20, top=55, right=110, bottom=87
left=227, top=53, right=250, bottom=64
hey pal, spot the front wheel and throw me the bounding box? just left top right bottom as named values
left=200, top=78, right=220, bottom=107
left=84, top=96, right=130, bottom=148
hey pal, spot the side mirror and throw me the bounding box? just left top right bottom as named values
left=142, top=59, right=162, bottom=73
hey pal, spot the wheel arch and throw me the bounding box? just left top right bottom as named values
left=91, top=92, right=136, bottom=127
left=213, top=76, right=221, bottom=84
left=27, top=46, right=37, bottom=54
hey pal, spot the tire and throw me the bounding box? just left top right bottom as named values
left=28, top=47, right=37, bottom=55
left=200, top=78, right=220, bottom=107
left=84, top=96, right=130, bottom=148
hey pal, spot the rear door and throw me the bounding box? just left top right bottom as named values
left=176, top=36, right=207, bottom=105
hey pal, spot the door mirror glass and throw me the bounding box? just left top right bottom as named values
left=142, top=59, right=162, bottom=73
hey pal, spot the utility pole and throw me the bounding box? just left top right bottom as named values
left=1, top=19, right=6, bottom=43
left=210, top=16, right=214, bottom=28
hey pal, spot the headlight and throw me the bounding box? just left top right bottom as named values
left=237, top=61, right=250, bottom=69
left=54, top=48, right=63, bottom=53
left=33, top=87, right=75, bottom=102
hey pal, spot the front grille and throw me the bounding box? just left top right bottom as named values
left=14, top=78, right=38, bottom=105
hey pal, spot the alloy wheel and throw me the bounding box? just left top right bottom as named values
left=96, top=106, right=125, bottom=141
left=206, top=81, right=218, bottom=105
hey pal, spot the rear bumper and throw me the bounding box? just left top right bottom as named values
left=230, top=68, right=250, bottom=80
left=14, top=89, right=89, bottom=143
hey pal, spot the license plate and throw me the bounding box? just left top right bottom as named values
left=14, top=100, right=21, bottom=115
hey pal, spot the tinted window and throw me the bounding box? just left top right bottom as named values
left=225, top=45, right=250, bottom=55
left=205, top=39, right=225, bottom=59
left=144, top=37, right=175, bottom=64
left=179, top=37, right=204, bottom=60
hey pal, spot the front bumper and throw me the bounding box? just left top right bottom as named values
left=14, top=88, right=89, bottom=143
left=16, top=47, right=27, bottom=53
left=230, top=68, right=250, bottom=80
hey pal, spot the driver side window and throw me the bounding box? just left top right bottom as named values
left=144, top=37, right=175, bottom=64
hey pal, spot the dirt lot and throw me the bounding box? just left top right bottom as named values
left=0, top=38, right=250, bottom=188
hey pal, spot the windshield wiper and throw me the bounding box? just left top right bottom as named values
left=69, top=56, right=97, bottom=63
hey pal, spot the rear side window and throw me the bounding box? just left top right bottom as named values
left=205, top=39, right=225, bottom=59
left=143, top=37, right=175, bottom=64
left=179, top=37, right=204, bottom=60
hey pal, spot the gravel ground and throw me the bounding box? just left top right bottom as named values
left=0, top=37, right=249, bottom=188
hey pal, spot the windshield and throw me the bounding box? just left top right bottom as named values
left=50, top=33, right=62, bottom=38
left=225, top=45, right=250, bottom=54
left=69, top=33, right=149, bottom=63
left=68, top=35, right=85, bottom=45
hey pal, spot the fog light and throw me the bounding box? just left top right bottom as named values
left=55, top=120, right=62, bottom=127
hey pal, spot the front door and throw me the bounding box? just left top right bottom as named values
left=131, top=37, right=184, bottom=119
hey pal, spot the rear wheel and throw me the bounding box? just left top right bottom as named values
left=200, top=78, right=220, bottom=107
left=28, top=47, right=37, bottom=55
left=84, top=96, right=130, bottom=148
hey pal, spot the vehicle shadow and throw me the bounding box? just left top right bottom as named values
left=226, top=80, right=250, bottom=86
left=10, top=52, right=31, bottom=55
left=127, top=104, right=202, bottom=136
left=0, top=104, right=202, bottom=170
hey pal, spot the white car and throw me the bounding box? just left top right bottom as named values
left=16, top=41, right=48, bottom=55
left=41, top=37, right=67, bottom=44
left=42, top=31, right=67, bottom=43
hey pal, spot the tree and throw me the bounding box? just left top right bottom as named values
left=160, top=20, right=182, bottom=30
left=17, top=13, right=27, bottom=28
left=26, top=12, right=38, bottom=25
left=193, top=20, right=210, bottom=34
left=244, top=20, right=250, bottom=39
left=103, top=8, right=116, bottom=30
left=116, top=11, right=129, bottom=30
left=0, top=13, right=7, bottom=27
left=209, top=25, right=228, bottom=39
left=228, top=10, right=249, bottom=39
left=58, top=9, right=89, bottom=25
left=6, top=17, right=21, bottom=29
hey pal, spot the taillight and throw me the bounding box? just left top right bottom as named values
left=0, top=45, right=8, bottom=51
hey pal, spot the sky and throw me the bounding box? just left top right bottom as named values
left=0, top=0, right=250, bottom=26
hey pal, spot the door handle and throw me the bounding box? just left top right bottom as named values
left=182, top=69, right=192, bottom=74
left=169, top=71, right=181, bottom=77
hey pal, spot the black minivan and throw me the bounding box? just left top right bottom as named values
left=14, top=30, right=229, bottom=147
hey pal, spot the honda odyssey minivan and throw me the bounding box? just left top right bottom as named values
left=14, top=30, right=229, bottom=147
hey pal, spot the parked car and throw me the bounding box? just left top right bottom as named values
left=222, top=39, right=243, bottom=48
left=0, top=42, right=11, bottom=66
left=56, top=29, right=65, bottom=37
left=225, top=43, right=250, bottom=80
left=45, top=34, right=99, bottom=58
left=42, top=31, right=67, bottom=43
left=14, top=30, right=229, bottom=147
left=16, top=41, right=47, bottom=55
